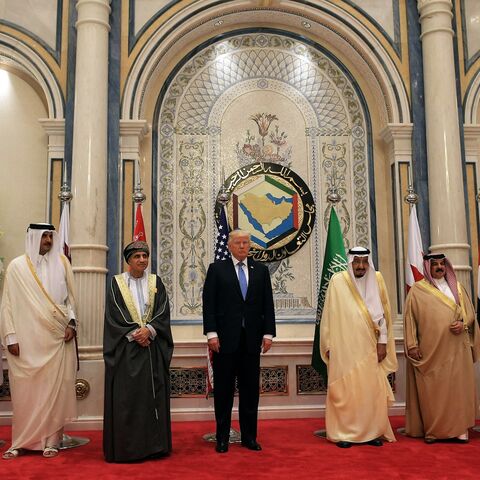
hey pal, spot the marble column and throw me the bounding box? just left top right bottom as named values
left=70, top=0, right=111, bottom=349
left=418, top=0, right=471, bottom=287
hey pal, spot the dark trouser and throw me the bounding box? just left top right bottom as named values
left=213, top=331, right=260, bottom=443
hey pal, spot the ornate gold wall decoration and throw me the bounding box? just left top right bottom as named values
left=75, top=379, right=91, bottom=400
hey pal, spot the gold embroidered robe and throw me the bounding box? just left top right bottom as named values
left=404, top=279, right=480, bottom=439
left=320, top=271, right=397, bottom=443
left=0, top=254, right=77, bottom=450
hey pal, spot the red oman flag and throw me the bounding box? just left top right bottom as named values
left=59, top=202, right=71, bottom=262
left=133, top=203, right=147, bottom=242
left=405, top=204, right=424, bottom=292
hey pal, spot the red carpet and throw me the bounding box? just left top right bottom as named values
left=1, top=417, right=480, bottom=479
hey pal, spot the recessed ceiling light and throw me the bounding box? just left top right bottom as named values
left=302, top=21, right=311, bottom=29
left=214, top=19, right=224, bottom=26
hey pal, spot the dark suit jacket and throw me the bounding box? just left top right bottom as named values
left=202, top=257, right=276, bottom=354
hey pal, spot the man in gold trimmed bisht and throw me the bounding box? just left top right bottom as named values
left=0, top=223, right=77, bottom=459
left=103, top=241, right=173, bottom=463
left=404, top=253, right=480, bottom=444
left=320, top=246, right=397, bottom=448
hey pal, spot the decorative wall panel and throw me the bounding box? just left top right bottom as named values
left=170, top=366, right=289, bottom=398
left=296, top=365, right=327, bottom=395
left=260, top=366, right=288, bottom=395
left=156, top=33, right=371, bottom=322
left=170, top=367, right=207, bottom=398
left=0, top=370, right=10, bottom=400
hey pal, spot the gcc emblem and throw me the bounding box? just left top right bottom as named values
left=216, top=162, right=316, bottom=261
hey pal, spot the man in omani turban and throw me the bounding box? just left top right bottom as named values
left=103, top=241, right=173, bottom=462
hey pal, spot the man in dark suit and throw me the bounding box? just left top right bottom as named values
left=203, top=229, right=276, bottom=453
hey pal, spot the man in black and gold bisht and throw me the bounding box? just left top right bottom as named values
left=103, top=241, right=174, bottom=463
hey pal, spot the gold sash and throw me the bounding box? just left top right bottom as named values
left=114, top=273, right=157, bottom=327
left=416, top=279, right=467, bottom=321
left=342, top=271, right=379, bottom=340
left=25, top=255, right=67, bottom=320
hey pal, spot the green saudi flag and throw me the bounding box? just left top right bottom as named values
left=311, top=207, right=348, bottom=379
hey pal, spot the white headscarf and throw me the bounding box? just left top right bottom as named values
left=25, top=223, right=67, bottom=304
left=347, top=246, right=384, bottom=322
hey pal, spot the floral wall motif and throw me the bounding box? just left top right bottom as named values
left=237, top=113, right=292, bottom=167
left=156, top=33, right=371, bottom=320
left=177, top=139, right=207, bottom=314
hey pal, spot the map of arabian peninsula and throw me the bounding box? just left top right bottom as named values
left=239, top=193, right=294, bottom=240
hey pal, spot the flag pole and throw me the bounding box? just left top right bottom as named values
left=404, top=184, right=419, bottom=209
left=57, top=161, right=90, bottom=450
left=132, top=159, right=146, bottom=205
left=58, top=160, right=73, bottom=204
left=397, top=183, right=422, bottom=436
left=312, top=184, right=347, bottom=439
left=132, top=160, right=147, bottom=256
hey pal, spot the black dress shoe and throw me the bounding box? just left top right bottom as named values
left=241, top=440, right=262, bottom=451
left=424, top=437, right=436, bottom=444
left=336, top=441, right=352, bottom=448
left=215, top=441, right=229, bottom=453
left=367, top=438, right=383, bottom=447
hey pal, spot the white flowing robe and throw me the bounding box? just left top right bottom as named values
left=0, top=255, right=77, bottom=450
left=320, top=271, right=397, bottom=443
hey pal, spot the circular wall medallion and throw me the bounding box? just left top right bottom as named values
left=216, top=162, right=315, bottom=261
left=75, top=379, right=90, bottom=400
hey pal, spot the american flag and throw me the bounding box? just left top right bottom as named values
left=206, top=204, right=230, bottom=398
left=214, top=206, right=230, bottom=262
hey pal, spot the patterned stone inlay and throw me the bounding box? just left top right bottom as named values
left=296, top=366, right=395, bottom=394
left=177, top=139, right=207, bottom=315
left=260, top=366, right=288, bottom=395
left=170, top=366, right=288, bottom=397
left=0, top=370, right=10, bottom=400
left=296, top=365, right=327, bottom=394
left=387, top=372, right=396, bottom=393
left=170, top=367, right=208, bottom=397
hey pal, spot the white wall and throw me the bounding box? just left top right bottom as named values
left=0, top=68, right=48, bottom=274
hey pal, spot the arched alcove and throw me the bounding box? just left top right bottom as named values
left=149, top=30, right=373, bottom=325
left=0, top=67, right=49, bottom=267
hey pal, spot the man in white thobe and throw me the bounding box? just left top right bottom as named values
left=0, top=223, right=77, bottom=459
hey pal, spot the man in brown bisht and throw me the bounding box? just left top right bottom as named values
left=404, top=253, right=480, bottom=444
left=0, top=223, right=77, bottom=459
